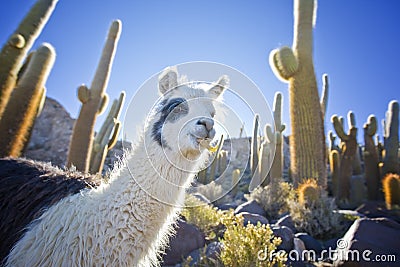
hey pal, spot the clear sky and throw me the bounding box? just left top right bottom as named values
left=1, top=0, right=399, bottom=143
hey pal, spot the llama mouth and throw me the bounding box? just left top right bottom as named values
left=197, top=138, right=217, bottom=151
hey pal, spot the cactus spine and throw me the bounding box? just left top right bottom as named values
left=331, top=111, right=358, bottom=201
left=363, top=115, right=380, bottom=200
left=67, top=20, right=121, bottom=173
left=382, top=100, right=399, bottom=175
left=269, top=0, right=326, bottom=187
left=0, top=43, right=55, bottom=157
left=382, top=173, right=400, bottom=210
left=0, top=0, right=58, bottom=119
left=89, top=91, right=126, bottom=174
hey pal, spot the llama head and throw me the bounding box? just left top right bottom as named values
left=148, top=66, right=229, bottom=164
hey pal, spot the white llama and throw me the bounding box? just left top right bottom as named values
left=3, top=67, right=229, bottom=266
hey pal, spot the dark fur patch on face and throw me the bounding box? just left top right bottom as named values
left=151, top=98, right=189, bottom=147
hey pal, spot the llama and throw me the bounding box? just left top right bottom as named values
left=0, top=66, right=229, bottom=266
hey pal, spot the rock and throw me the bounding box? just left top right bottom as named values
left=234, top=200, right=265, bottom=217
left=334, top=217, right=400, bottom=267
left=162, top=219, right=206, bottom=266
left=24, top=97, right=75, bottom=167
left=275, top=214, right=297, bottom=233
left=217, top=202, right=238, bottom=211
left=272, top=225, right=294, bottom=252
left=295, top=233, right=323, bottom=255
left=240, top=212, right=269, bottom=226
left=192, top=193, right=211, bottom=204
left=356, top=201, right=400, bottom=223
left=287, top=238, right=309, bottom=267
left=205, top=242, right=223, bottom=260
left=324, top=237, right=339, bottom=250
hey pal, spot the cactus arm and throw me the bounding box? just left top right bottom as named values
left=0, top=0, right=58, bottom=119
left=89, top=91, right=125, bottom=174
left=269, top=47, right=299, bottom=82
left=77, top=84, right=90, bottom=103
left=332, top=115, right=348, bottom=141
left=67, top=20, right=122, bottom=172
left=0, top=43, right=55, bottom=157
left=320, top=73, right=328, bottom=119
left=107, top=120, right=121, bottom=149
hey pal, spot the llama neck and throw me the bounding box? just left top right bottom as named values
left=100, top=132, right=201, bottom=209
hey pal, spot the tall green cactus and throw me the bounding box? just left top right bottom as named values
left=331, top=111, right=358, bottom=201
left=363, top=115, right=380, bottom=200
left=89, top=91, right=125, bottom=174
left=250, top=114, right=260, bottom=177
left=382, top=100, right=399, bottom=175
left=269, top=92, right=285, bottom=181
left=0, top=0, right=58, bottom=119
left=348, top=112, right=362, bottom=175
left=269, top=0, right=326, bottom=187
left=258, top=129, right=271, bottom=187
left=0, top=43, right=55, bottom=157
left=329, top=150, right=340, bottom=198
left=67, top=20, right=122, bottom=172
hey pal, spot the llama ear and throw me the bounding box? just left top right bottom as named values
left=158, top=66, right=178, bottom=95
left=208, top=75, right=229, bottom=99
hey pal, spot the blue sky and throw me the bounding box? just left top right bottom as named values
left=1, top=1, right=399, bottom=142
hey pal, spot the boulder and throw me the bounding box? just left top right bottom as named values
left=334, top=217, right=400, bottom=267
left=234, top=200, right=265, bottom=217
left=162, top=219, right=206, bottom=266
left=272, top=225, right=294, bottom=252
left=295, top=233, right=323, bottom=255
left=240, top=212, right=269, bottom=226
left=275, top=214, right=297, bottom=233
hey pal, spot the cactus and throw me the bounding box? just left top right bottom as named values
left=269, top=0, right=326, bottom=187
left=218, top=150, right=228, bottom=176
left=298, top=179, right=321, bottom=205
left=0, top=43, right=55, bottom=157
left=382, top=173, right=400, bottom=210
left=258, top=129, right=272, bottom=187
left=320, top=74, right=329, bottom=120
left=67, top=20, right=122, bottom=172
left=89, top=91, right=126, bottom=174
left=382, top=100, right=399, bottom=175
left=331, top=111, right=358, bottom=201
left=363, top=115, right=380, bottom=200
left=231, top=169, right=241, bottom=196
left=204, top=135, right=224, bottom=183
left=350, top=175, right=366, bottom=207
left=0, top=0, right=58, bottom=119
left=375, top=134, right=384, bottom=163
left=270, top=92, right=285, bottom=181
left=329, top=150, right=340, bottom=198
left=250, top=114, right=260, bottom=177
left=328, top=131, right=339, bottom=152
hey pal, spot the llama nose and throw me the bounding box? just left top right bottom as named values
left=197, top=118, right=214, bottom=131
